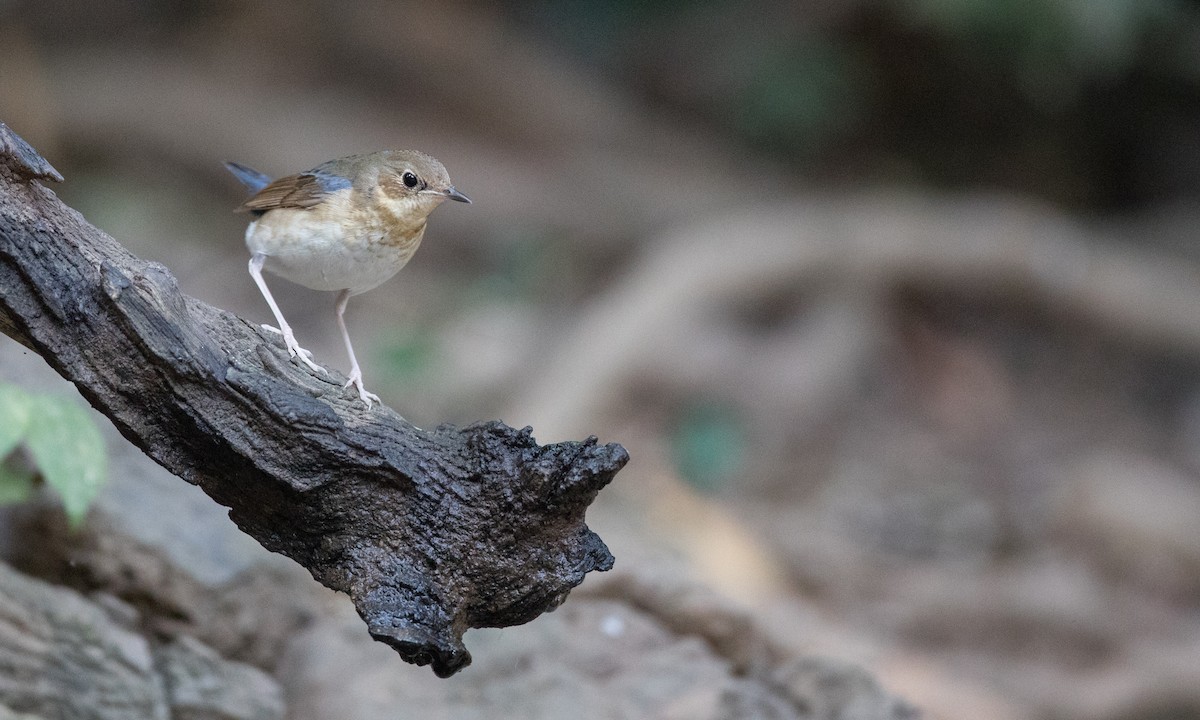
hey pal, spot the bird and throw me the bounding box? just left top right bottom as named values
left=224, top=150, right=470, bottom=407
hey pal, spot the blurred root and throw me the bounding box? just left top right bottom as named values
left=512, top=195, right=1200, bottom=440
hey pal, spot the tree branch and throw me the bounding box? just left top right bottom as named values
left=0, top=123, right=625, bottom=678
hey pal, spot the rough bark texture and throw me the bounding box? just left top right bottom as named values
left=0, top=124, right=625, bottom=677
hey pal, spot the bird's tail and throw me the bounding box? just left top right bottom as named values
left=223, top=161, right=272, bottom=193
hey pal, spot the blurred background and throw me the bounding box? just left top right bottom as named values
left=3, top=1, right=1200, bottom=718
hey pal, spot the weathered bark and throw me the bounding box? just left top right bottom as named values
left=0, top=123, right=625, bottom=677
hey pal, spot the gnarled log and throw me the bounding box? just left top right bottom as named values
left=0, top=123, right=625, bottom=677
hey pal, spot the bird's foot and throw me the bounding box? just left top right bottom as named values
left=344, top=368, right=381, bottom=408
left=261, top=324, right=327, bottom=374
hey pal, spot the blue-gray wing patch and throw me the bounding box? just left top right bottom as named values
left=236, top=169, right=351, bottom=215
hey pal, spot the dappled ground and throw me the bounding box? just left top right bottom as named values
left=2, top=2, right=1200, bottom=719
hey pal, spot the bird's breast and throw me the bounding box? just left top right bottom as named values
left=244, top=189, right=427, bottom=294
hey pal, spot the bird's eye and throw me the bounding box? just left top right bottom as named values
left=402, top=171, right=419, bottom=188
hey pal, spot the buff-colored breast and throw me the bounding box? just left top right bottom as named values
left=245, top=187, right=430, bottom=295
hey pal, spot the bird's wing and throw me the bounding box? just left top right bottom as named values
left=237, top=171, right=352, bottom=213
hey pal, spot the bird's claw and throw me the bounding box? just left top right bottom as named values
left=344, top=371, right=381, bottom=408
left=294, top=349, right=327, bottom=374
left=260, top=324, right=326, bottom=374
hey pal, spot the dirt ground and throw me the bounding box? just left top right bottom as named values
left=1, top=3, right=1199, bottom=719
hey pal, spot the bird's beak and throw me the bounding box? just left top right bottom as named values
left=443, top=186, right=472, bottom=204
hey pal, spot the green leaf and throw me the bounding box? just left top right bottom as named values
left=0, top=384, right=33, bottom=459
left=0, top=458, right=35, bottom=505
left=24, top=395, right=107, bottom=527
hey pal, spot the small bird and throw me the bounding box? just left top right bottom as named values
left=225, top=150, right=470, bottom=407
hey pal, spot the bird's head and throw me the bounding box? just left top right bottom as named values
left=371, top=150, right=471, bottom=217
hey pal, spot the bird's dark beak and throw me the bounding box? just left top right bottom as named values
left=444, top=186, right=472, bottom=204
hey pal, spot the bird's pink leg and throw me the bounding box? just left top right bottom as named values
left=335, top=289, right=381, bottom=408
left=248, top=253, right=326, bottom=374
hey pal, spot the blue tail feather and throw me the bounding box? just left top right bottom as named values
left=223, top=161, right=272, bottom=193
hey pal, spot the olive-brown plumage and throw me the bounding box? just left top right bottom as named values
left=225, top=150, right=470, bottom=407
